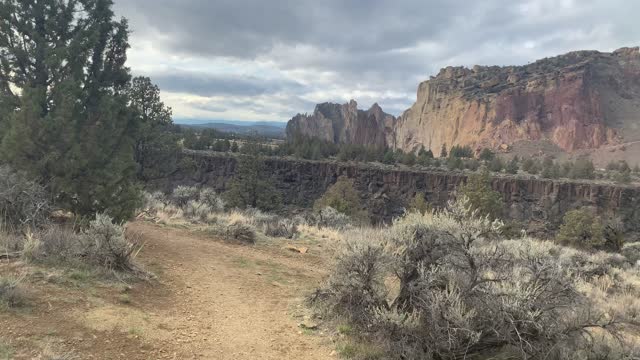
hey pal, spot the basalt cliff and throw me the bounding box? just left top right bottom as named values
left=163, top=152, right=640, bottom=236
left=287, top=47, right=640, bottom=154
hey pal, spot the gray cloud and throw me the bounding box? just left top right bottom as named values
left=146, top=69, right=307, bottom=97
left=114, top=0, right=640, bottom=121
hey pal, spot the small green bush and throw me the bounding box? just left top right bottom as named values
left=557, top=208, right=604, bottom=249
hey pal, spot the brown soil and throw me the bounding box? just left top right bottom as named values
left=0, top=222, right=336, bottom=359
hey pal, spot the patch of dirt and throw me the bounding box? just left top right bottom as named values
left=0, top=222, right=336, bottom=359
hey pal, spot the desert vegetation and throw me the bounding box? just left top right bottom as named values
left=312, top=198, right=640, bottom=359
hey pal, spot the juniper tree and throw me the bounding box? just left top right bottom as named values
left=0, top=0, right=141, bottom=221
left=127, top=76, right=179, bottom=180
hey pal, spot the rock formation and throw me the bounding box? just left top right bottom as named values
left=286, top=100, right=396, bottom=148
left=287, top=47, right=640, bottom=155
left=164, top=152, right=640, bottom=236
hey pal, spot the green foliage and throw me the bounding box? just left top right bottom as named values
left=0, top=0, right=141, bottom=222
left=446, top=156, right=464, bottom=170
left=487, top=157, right=504, bottom=172
left=557, top=208, right=604, bottom=249
left=521, top=158, right=540, bottom=174
left=439, top=143, right=448, bottom=158
left=505, top=157, right=519, bottom=174
left=128, top=76, right=179, bottom=180
left=459, top=171, right=503, bottom=219
left=314, top=176, right=364, bottom=220
left=569, top=158, right=595, bottom=180
left=382, top=150, right=396, bottom=165
left=479, top=148, right=495, bottom=161
left=225, top=154, right=282, bottom=212
left=400, top=152, right=416, bottom=166
left=449, top=145, right=473, bottom=158
left=408, top=193, right=431, bottom=215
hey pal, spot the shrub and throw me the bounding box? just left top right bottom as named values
left=622, top=242, right=640, bottom=265
left=557, top=208, right=605, bottom=249
left=315, top=198, right=638, bottom=359
left=172, top=186, right=200, bottom=206
left=183, top=200, right=213, bottom=222
left=222, top=221, right=256, bottom=244
left=407, top=192, right=431, bottom=215
left=199, top=188, right=225, bottom=212
left=0, top=276, right=27, bottom=310
left=312, top=228, right=387, bottom=325
left=0, top=165, right=50, bottom=230
left=314, top=207, right=352, bottom=230
left=314, top=176, right=363, bottom=218
left=263, top=218, right=298, bottom=239
left=82, top=214, right=141, bottom=271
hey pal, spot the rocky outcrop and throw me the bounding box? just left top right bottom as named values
left=286, top=100, right=396, bottom=148
left=287, top=47, right=640, bottom=155
left=164, top=152, right=640, bottom=236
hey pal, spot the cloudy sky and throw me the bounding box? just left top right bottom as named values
left=113, top=0, right=639, bottom=123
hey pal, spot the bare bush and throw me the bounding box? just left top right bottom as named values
left=622, top=242, right=640, bottom=265
left=0, top=166, right=50, bottom=230
left=263, top=218, right=299, bottom=239
left=315, top=197, right=640, bottom=359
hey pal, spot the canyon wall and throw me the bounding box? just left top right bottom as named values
left=165, top=152, right=640, bottom=236
left=286, top=47, right=640, bottom=155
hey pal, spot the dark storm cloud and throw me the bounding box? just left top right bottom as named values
left=113, top=0, right=640, bottom=120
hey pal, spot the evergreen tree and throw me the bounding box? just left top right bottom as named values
left=488, top=157, right=504, bottom=173
left=479, top=148, right=495, bottom=162
left=505, top=157, right=519, bottom=174
left=0, top=0, right=141, bottom=221
left=382, top=149, right=396, bottom=165
left=127, top=76, right=178, bottom=180
left=440, top=143, right=448, bottom=158
left=459, top=170, right=503, bottom=220
left=314, top=176, right=364, bottom=219
left=225, top=153, right=282, bottom=211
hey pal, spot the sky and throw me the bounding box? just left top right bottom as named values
left=113, top=0, right=639, bottom=123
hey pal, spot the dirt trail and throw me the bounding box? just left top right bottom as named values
left=0, top=222, right=336, bottom=359
left=126, top=222, right=334, bottom=359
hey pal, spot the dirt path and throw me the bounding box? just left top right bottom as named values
left=129, top=222, right=334, bottom=359
left=0, top=222, right=336, bottom=359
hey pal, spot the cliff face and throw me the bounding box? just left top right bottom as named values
left=286, top=100, right=396, bottom=148
left=287, top=47, right=640, bottom=154
left=164, top=152, right=640, bottom=236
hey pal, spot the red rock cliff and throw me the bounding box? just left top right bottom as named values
left=395, top=47, right=640, bottom=154
left=287, top=47, right=640, bottom=155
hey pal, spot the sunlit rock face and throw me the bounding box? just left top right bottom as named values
left=288, top=47, right=640, bottom=155
left=286, top=100, right=396, bottom=148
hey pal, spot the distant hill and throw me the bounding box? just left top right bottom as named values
left=177, top=120, right=286, bottom=138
